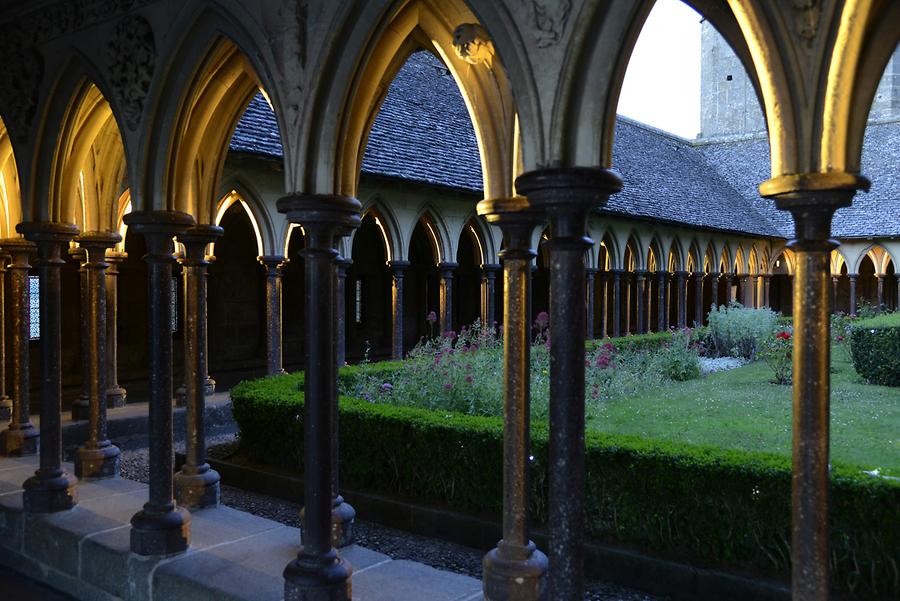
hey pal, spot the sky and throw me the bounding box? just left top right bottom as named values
left=617, top=0, right=702, bottom=139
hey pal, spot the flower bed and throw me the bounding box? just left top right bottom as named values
left=232, top=365, right=900, bottom=596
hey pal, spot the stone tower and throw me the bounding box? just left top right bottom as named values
left=699, top=21, right=900, bottom=139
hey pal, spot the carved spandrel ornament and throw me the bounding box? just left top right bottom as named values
left=452, top=23, right=494, bottom=68
left=792, top=0, right=822, bottom=47
left=529, top=0, right=572, bottom=48
left=0, top=45, right=44, bottom=143
left=107, top=14, right=156, bottom=131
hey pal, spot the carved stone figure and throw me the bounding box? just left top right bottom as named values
left=531, top=0, right=572, bottom=48
left=107, top=15, right=156, bottom=130
left=452, top=23, right=494, bottom=68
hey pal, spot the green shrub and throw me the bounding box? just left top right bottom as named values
left=707, top=303, right=778, bottom=360
left=849, top=313, right=900, bottom=386
left=648, top=330, right=701, bottom=381
left=232, top=372, right=900, bottom=597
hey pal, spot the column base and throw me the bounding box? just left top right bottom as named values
left=106, top=386, right=127, bottom=408
left=482, top=541, right=548, bottom=601
left=283, top=549, right=352, bottom=601
left=0, top=396, right=11, bottom=421
left=205, top=376, right=216, bottom=396
left=331, top=496, right=356, bottom=548
left=1, top=425, right=39, bottom=456
left=174, top=466, right=221, bottom=509
left=130, top=505, right=191, bottom=556
left=174, top=386, right=186, bottom=407
left=71, top=397, right=90, bottom=421
left=22, top=470, right=78, bottom=513
left=74, top=444, right=121, bottom=479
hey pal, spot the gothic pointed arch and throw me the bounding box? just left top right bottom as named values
left=0, top=118, right=23, bottom=237
left=359, top=197, right=403, bottom=263
left=410, top=207, right=451, bottom=265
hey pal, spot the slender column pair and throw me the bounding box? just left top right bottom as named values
left=656, top=271, right=667, bottom=331
left=763, top=175, right=866, bottom=600
left=610, top=269, right=622, bottom=338
left=438, top=262, right=458, bottom=334
left=694, top=272, right=704, bottom=326
left=0, top=253, right=10, bottom=421
left=709, top=272, right=719, bottom=312
left=634, top=270, right=646, bottom=335
left=69, top=247, right=90, bottom=420
left=277, top=194, right=360, bottom=601
left=331, top=250, right=355, bottom=548
left=335, top=257, right=351, bottom=368
left=259, top=255, right=288, bottom=375
left=478, top=197, right=547, bottom=600
left=763, top=274, right=771, bottom=309
left=125, top=210, right=195, bottom=556
left=848, top=274, right=858, bottom=316
left=482, top=263, right=500, bottom=330
left=0, top=239, right=38, bottom=455
left=598, top=271, right=607, bottom=338
left=585, top=268, right=597, bottom=339
left=876, top=274, right=884, bottom=311
left=174, top=226, right=223, bottom=509
left=17, top=223, right=80, bottom=512
left=675, top=271, right=687, bottom=329
left=517, top=167, right=622, bottom=601
left=72, top=232, right=122, bottom=480
left=105, top=252, right=127, bottom=407
left=388, top=260, right=410, bottom=360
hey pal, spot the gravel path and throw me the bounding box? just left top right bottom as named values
left=699, top=356, right=747, bottom=374
left=120, top=436, right=665, bottom=601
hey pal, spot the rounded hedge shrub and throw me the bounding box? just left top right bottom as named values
left=849, top=312, right=900, bottom=386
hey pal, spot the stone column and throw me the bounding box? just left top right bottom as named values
left=831, top=275, right=839, bottom=313
left=585, top=268, right=597, bottom=339
left=675, top=271, right=687, bottom=329
left=598, top=271, right=607, bottom=338
left=763, top=274, right=771, bottom=308
left=18, top=223, right=79, bottom=512
left=259, top=255, right=287, bottom=376
left=877, top=274, right=884, bottom=312
left=737, top=274, right=748, bottom=306
left=481, top=263, right=500, bottom=330
left=125, top=210, right=194, bottom=556
left=438, top=262, right=457, bottom=334
left=478, top=197, right=548, bottom=600
left=388, top=260, right=409, bottom=360
left=72, top=232, right=122, bottom=480
left=610, top=269, right=622, bottom=338
left=335, top=257, right=351, bottom=368
left=656, top=271, right=666, bottom=332
left=175, top=225, right=223, bottom=509
left=849, top=274, right=858, bottom=316
left=710, top=271, right=719, bottom=313
left=277, top=194, right=359, bottom=601
left=694, top=272, right=704, bottom=326
left=766, top=181, right=862, bottom=600
left=896, top=277, right=900, bottom=312
left=634, top=270, right=646, bottom=335
left=0, top=253, right=10, bottom=421
left=105, top=251, right=127, bottom=407
left=517, top=167, right=622, bottom=601
left=0, top=239, right=38, bottom=455
left=203, top=256, right=215, bottom=395
left=69, top=247, right=90, bottom=421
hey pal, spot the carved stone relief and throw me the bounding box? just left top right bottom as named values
left=792, top=0, right=821, bottom=46
left=529, top=0, right=572, bottom=48
left=452, top=23, right=495, bottom=68
left=0, top=45, right=44, bottom=142
left=107, top=15, right=156, bottom=130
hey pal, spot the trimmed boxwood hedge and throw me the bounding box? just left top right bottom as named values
left=850, top=313, right=900, bottom=386
left=231, top=366, right=900, bottom=597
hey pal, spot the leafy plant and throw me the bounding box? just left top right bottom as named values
left=849, top=312, right=900, bottom=386
left=707, top=302, right=778, bottom=360
left=759, top=329, right=793, bottom=384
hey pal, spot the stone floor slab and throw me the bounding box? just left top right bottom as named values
left=352, top=559, right=482, bottom=601
left=0, top=465, right=34, bottom=493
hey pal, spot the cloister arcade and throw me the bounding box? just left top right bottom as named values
left=0, top=1, right=897, bottom=601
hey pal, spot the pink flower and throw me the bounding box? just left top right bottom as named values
left=443, top=382, right=453, bottom=390
left=534, top=311, right=550, bottom=330
left=426, top=311, right=438, bottom=324
left=442, top=330, right=457, bottom=340
left=464, top=375, right=473, bottom=383
left=836, top=335, right=845, bottom=342
left=776, top=331, right=791, bottom=341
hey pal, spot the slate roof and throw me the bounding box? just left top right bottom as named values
left=229, top=51, right=900, bottom=240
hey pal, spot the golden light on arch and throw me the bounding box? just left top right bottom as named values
left=467, top=224, right=485, bottom=265
left=423, top=219, right=442, bottom=265
left=0, top=118, right=23, bottom=238
left=213, top=190, right=264, bottom=257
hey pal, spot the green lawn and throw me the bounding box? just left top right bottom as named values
left=586, top=351, right=900, bottom=476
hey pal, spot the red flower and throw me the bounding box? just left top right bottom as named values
left=776, top=331, right=791, bottom=341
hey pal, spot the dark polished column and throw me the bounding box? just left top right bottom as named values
left=125, top=210, right=194, bottom=556
left=849, top=274, right=857, bottom=316
left=694, top=272, right=704, bottom=325
left=831, top=275, right=839, bottom=313
left=0, top=239, right=38, bottom=455
left=18, top=223, right=79, bottom=511
left=259, top=255, right=288, bottom=376
left=335, top=257, right=351, bottom=368
left=388, top=260, right=409, bottom=360
left=598, top=271, right=608, bottom=338
left=634, top=270, right=646, bottom=335
left=517, top=168, right=622, bottom=601
left=738, top=274, right=748, bottom=306
left=763, top=274, right=771, bottom=308
left=438, top=262, right=458, bottom=334
left=175, top=225, right=223, bottom=509
left=710, top=271, right=719, bottom=313
left=610, top=269, right=622, bottom=338
left=478, top=197, right=547, bottom=600
left=765, top=179, right=864, bottom=601
left=277, top=194, right=360, bottom=601
left=675, top=271, right=687, bottom=329
left=482, top=263, right=500, bottom=330
left=876, top=274, right=884, bottom=312
left=0, top=253, right=10, bottom=421
left=105, top=251, right=127, bottom=407
left=69, top=247, right=90, bottom=421
left=73, top=232, right=122, bottom=480
left=656, top=271, right=666, bottom=332
left=203, top=255, right=216, bottom=395
left=585, top=268, right=597, bottom=339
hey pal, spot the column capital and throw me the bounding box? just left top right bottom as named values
left=105, top=250, right=128, bottom=264
left=258, top=254, right=287, bottom=270
left=387, top=259, right=411, bottom=272
left=675, top=270, right=689, bottom=278
left=585, top=267, right=598, bottom=276
left=123, top=210, right=195, bottom=257
left=276, top=194, right=361, bottom=248
left=765, top=187, right=861, bottom=252
left=17, top=222, right=79, bottom=265
left=177, top=225, right=223, bottom=263
left=76, top=231, right=122, bottom=264
left=478, top=196, right=543, bottom=259
left=438, top=261, right=458, bottom=276
left=515, top=167, right=623, bottom=214
left=336, top=256, right=353, bottom=269
left=482, top=262, right=501, bottom=273
left=0, top=237, right=36, bottom=267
